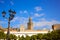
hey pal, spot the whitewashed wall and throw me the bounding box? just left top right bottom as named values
left=4, top=31, right=48, bottom=37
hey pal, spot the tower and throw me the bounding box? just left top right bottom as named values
left=27, top=17, right=33, bottom=30
left=20, top=25, right=25, bottom=32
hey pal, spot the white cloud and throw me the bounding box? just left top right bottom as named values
left=40, top=18, right=46, bottom=21
left=19, top=17, right=28, bottom=24
left=34, top=13, right=45, bottom=17
left=34, top=6, right=42, bottom=11
left=34, top=13, right=40, bottom=17
left=20, top=10, right=28, bottom=14
left=12, top=24, right=20, bottom=28
left=11, top=17, right=19, bottom=22
left=0, top=20, right=7, bottom=25
left=33, top=19, right=60, bottom=29
left=11, top=17, right=28, bottom=28
left=20, top=11, right=23, bottom=14
left=43, top=28, right=47, bottom=30
left=11, top=17, right=28, bottom=23
left=24, top=10, right=28, bottom=13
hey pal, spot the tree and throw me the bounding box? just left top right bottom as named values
left=20, top=35, right=25, bottom=40
left=25, top=35, right=30, bottom=40
left=0, top=31, right=6, bottom=39
left=42, top=30, right=60, bottom=40
left=9, top=34, right=17, bottom=40
left=37, top=34, right=43, bottom=40
left=30, top=35, right=37, bottom=40
left=42, top=34, right=47, bottom=39
left=46, top=33, right=52, bottom=40
left=50, top=30, right=60, bottom=40
left=18, top=35, right=22, bottom=40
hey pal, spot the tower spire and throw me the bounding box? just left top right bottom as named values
left=27, top=17, right=33, bottom=30
left=29, top=17, right=32, bottom=23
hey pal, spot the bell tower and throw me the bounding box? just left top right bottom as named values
left=27, top=17, right=33, bottom=30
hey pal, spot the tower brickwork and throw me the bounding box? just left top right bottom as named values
left=27, top=17, right=33, bottom=30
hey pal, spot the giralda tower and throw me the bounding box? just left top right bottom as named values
left=27, top=17, right=33, bottom=30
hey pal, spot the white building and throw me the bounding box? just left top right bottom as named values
left=4, top=30, right=48, bottom=37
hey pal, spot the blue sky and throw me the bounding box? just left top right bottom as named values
left=0, top=0, right=60, bottom=30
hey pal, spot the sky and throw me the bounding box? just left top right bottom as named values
left=0, top=0, right=60, bottom=30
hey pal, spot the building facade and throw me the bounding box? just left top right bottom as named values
left=52, top=24, right=60, bottom=30
left=20, top=25, right=25, bottom=32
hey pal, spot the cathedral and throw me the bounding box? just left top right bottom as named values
left=0, top=17, right=59, bottom=37
left=4, top=17, right=49, bottom=37
left=5, top=17, right=49, bottom=37
left=20, top=17, right=33, bottom=32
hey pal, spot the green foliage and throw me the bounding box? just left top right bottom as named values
left=30, top=35, right=37, bottom=40
left=37, top=34, right=43, bottom=40
left=18, top=35, right=20, bottom=40
left=25, top=35, right=30, bottom=40
left=0, top=30, right=60, bottom=40
left=19, top=35, right=25, bottom=40
left=50, top=30, right=60, bottom=40
left=9, top=34, right=17, bottom=39
left=0, top=31, right=6, bottom=39
left=42, top=30, right=60, bottom=40
left=18, top=36, right=22, bottom=40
